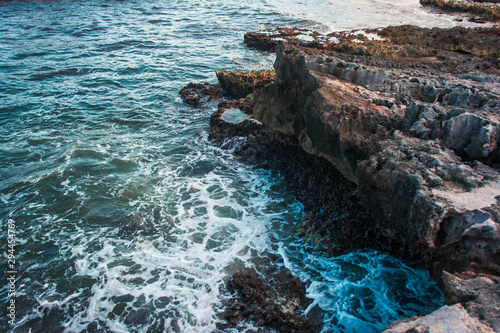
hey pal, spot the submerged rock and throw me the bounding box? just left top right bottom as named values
left=217, top=268, right=319, bottom=333
left=179, top=82, right=221, bottom=107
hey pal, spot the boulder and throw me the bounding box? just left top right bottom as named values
left=384, top=304, right=493, bottom=333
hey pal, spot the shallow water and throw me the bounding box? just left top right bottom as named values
left=1, top=0, right=482, bottom=331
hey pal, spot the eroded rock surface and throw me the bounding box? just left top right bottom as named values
left=178, top=24, right=500, bottom=332
left=420, top=0, right=500, bottom=21
left=247, top=25, right=500, bottom=258
left=384, top=304, right=494, bottom=333
left=217, top=268, right=319, bottom=333
left=179, top=82, right=220, bottom=107
left=216, top=69, right=275, bottom=99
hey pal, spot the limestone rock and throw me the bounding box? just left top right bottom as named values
left=384, top=304, right=494, bottom=332
left=251, top=41, right=500, bottom=269
left=420, top=0, right=500, bottom=21
left=442, top=271, right=500, bottom=331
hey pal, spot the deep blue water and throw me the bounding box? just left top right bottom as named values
left=0, top=0, right=467, bottom=331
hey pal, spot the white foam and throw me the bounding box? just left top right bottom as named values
left=265, top=0, right=495, bottom=33
left=296, top=34, right=315, bottom=42
left=22, top=133, right=295, bottom=332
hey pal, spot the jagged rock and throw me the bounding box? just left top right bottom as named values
left=420, top=0, right=500, bottom=21
left=441, top=271, right=500, bottom=331
left=242, top=26, right=500, bottom=329
left=216, top=69, right=275, bottom=99
left=251, top=31, right=500, bottom=264
left=384, top=304, right=494, bottom=332
left=217, top=266, right=319, bottom=333
left=210, top=98, right=386, bottom=255
left=179, top=82, right=220, bottom=107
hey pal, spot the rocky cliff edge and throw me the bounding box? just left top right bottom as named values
left=215, top=26, right=500, bottom=331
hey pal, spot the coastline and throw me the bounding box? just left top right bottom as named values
left=182, top=14, right=500, bottom=332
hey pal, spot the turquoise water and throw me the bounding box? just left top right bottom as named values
left=0, top=0, right=459, bottom=332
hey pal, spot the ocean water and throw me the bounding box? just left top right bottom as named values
left=0, top=0, right=482, bottom=332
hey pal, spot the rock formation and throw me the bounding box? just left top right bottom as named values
left=179, top=82, right=220, bottom=107
left=420, top=0, right=500, bottom=22
left=213, top=25, right=500, bottom=331
left=181, top=24, right=500, bottom=332
left=385, top=304, right=494, bottom=332
left=216, top=69, right=275, bottom=99
left=217, top=267, right=319, bottom=333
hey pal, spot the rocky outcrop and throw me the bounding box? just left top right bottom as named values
left=175, top=24, right=500, bottom=332
left=179, top=82, right=220, bottom=107
left=441, top=271, right=500, bottom=331
left=217, top=268, right=319, bottom=333
left=420, top=0, right=500, bottom=21
left=209, top=98, right=389, bottom=255
left=245, top=26, right=500, bottom=64
left=239, top=26, right=500, bottom=331
left=216, top=69, right=275, bottom=99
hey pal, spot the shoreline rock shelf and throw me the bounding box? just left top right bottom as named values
left=420, top=0, right=500, bottom=22
left=183, top=25, right=500, bottom=331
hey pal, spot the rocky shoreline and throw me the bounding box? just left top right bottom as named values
left=181, top=23, right=500, bottom=332
left=420, top=0, right=500, bottom=22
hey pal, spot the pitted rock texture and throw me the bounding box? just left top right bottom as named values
left=217, top=268, right=319, bottom=333
left=179, top=82, right=221, bottom=107
left=216, top=69, right=275, bottom=99
left=420, top=0, right=500, bottom=21
left=252, top=35, right=500, bottom=266
left=384, top=304, right=494, bottom=333
left=441, top=271, right=500, bottom=331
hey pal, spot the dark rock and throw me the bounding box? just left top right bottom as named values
left=217, top=268, right=319, bottom=333
left=111, top=294, right=135, bottom=303
left=179, top=82, right=220, bottom=107
left=124, top=309, right=137, bottom=325
left=420, top=0, right=500, bottom=22
left=112, top=303, right=126, bottom=316
left=135, top=308, right=150, bottom=325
